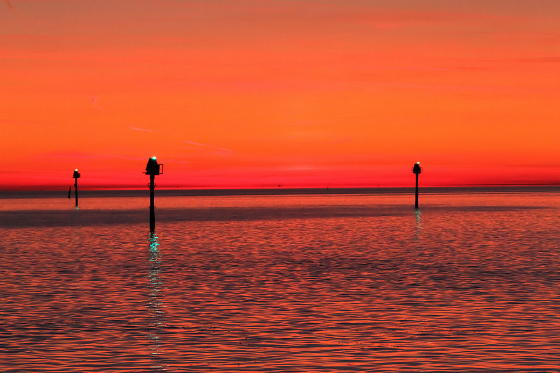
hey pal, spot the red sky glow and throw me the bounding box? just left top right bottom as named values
left=1, top=0, right=559, bottom=189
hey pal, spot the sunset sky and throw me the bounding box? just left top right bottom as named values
left=1, top=0, right=559, bottom=189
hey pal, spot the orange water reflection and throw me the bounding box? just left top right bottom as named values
left=1, top=192, right=559, bottom=371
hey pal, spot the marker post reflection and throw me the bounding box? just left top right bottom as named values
left=148, top=234, right=166, bottom=371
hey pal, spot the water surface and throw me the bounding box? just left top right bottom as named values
left=1, top=191, right=559, bottom=372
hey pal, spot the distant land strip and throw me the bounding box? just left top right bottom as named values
left=1, top=186, right=560, bottom=199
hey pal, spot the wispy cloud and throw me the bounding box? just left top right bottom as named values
left=184, top=140, right=232, bottom=155
left=516, top=56, right=560, bottom=63
left=42, top=151, right=144, bottom=161
left=184, top=140, right=207, bottom=147
left=129, top=126, right=154, bottom=133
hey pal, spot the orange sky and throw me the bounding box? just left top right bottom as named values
left=1, top=0, right=559, bottom=189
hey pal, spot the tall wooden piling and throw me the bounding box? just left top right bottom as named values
left=149, top=173, right=155, bottom=233
left=145, top=157, right=163, bottom=234
left=72, top=169, right=80, bottom=208
left=412, top=162, right=422, bottom=209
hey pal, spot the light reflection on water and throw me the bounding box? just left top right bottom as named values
left=415, top=208, right=422, bottom=238
left=1, top=193, right=559, bottom=372
left=148, top=234, right=166, bottom=372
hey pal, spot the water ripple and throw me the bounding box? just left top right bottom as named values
left=1, top=193, right=559, bottom=371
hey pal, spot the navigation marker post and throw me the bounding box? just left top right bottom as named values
left=72, top=169, right=80, bottom=209
left=412, top=162, right=422, bottom=209
left=145, top=156, right=163, bottom=234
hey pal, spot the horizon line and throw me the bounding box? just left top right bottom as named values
left=1, top=184, right=559, bottom=193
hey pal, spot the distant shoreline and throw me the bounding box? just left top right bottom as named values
left=1, top=186, right=559, bottom=199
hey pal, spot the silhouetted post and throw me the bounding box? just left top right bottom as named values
left=145, top=156, right=163, bottom=234
left=412, top=162, right=422, bottom=209
left=72, top=169, right=80, bottom=208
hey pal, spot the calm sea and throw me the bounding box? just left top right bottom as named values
left=1, top=190, right=559, bottom=372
